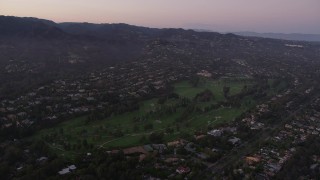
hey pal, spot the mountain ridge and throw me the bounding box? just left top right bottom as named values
left=233, top=31, right=320, bottom=42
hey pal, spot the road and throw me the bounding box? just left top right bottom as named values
left=202, top=89, right=319, bottom=177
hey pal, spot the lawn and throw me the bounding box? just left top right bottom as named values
left=267, top=79, right=288, bottom=96
left=188, top=105, right=250, bottom=131
left=33, top=77, right=261, bottom=157
left=33, top=98, right=184, bottom=156
left=174, top=78, right=252, bottom=102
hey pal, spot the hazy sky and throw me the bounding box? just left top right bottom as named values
left=1, top=0, right=320, bottom=33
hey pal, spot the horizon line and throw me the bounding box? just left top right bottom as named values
left=2, top=14, right=320, bottom=35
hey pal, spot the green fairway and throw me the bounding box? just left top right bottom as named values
left=33, top=98, right=185, bottom=156
left=174, top=78, right=252, bottom=102
left=33, top=77, right=263, bottom=157
left=188, top=106, right=248, bottom=131
left=100, top=134, right=144, bottom=148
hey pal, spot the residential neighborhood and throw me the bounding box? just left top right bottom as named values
left=0, top=15, right=320, bottom=179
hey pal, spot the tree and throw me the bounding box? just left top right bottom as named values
left=144, top=123, right=153, bottom=130
left=0, top=162, right=9, bottom=179
left=133, top=124, right=139, bottom=132
left=4, top=146, right=23, bottom=165
left=190, top=76, right=200, bottom=87
left=223, top=86, right=230, bottom=98
left=82, top=139, right=88, bottom=148
left=140, top=135, right=147, bottom=143
left=166, top=127, right=174, bottom=134
left=149, top=132, right=164, bottom=143
left=195, top=89, right=214, bottom=102
left=157, top=97, right=166, bottom=104
left=241, top=85, right=248, bottom=92
left=30, top=140, right=49, bottom=155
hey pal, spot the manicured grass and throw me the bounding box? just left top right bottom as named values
left=267, top=79, right=288, bottom=96
left=33, top=77, right=259, bottom=156
left=102, top=134, right=144, bottom=148
left=174, top=78, right=252, bottom=102
left=189, top=107, right=246, bottom=131
left=33, top=98, right=184, bottom=154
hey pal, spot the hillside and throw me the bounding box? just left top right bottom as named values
left=1, top=16, right=320, bottom=99
left=234, top=31, right=320, bottom=42
left=1, top=15, right=320, bottom=179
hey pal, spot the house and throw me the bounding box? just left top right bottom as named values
left=37, top=156, right=48, bottom=163
left=184, top=142, right=196, bottom=153
left=167, top=139, right=187, bottom=147
left=164, top=157, right=179, bottom=163
left=21, top=119, right=34, bottom=126
left=123, top=146, right=148, bottom=155
left=86, top=97, right=95, bottom=101
left=143, top=145, right=154, bottom=152
left=58, top=165, right=77, bottom=175
left=139, top=154, right=147, bottom=162
left=251, top=122, right=264, bottom=130
left=310, top=164, right=319, bottom=170
left=194, top=134, right=206, bottom=140
left=7, top=114, right=17, bottom=121
left=266, top=163, right=281, bottom=173
left=17, top=112, right=27, bottom=118
left=207, top=129, right=222, bottom=137
left=152, top=144, right=167, bottom=153
left=197, top=153, right=208, bottom=160
left=245, top=156, right=261, bottom=165
left=58, top=168, right=70, bottom=175
left=224, top=127, right=237, bottom=133
left=68, top=165, right=77, bottom=170
left=197, top=70, right=212, bottom=77
left=228, top=137, right=241, bottom=145
left=176, top=166, right=191, bottom=174
left=212, top=148, right=220, bottom=152
left=285, top=124, right=293, bottom=129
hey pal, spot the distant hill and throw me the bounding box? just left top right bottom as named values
left=1, top=15, right=319, bottom=69
left=234, top=31, right=320, bottom=42
left=58, top=22, right=161, bottom=39
left=1, top=15, right=320, bottom=99
left=0, top=16, right=67, bottom=38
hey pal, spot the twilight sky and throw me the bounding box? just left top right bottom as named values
left=1, top=0, right=320, bottom=34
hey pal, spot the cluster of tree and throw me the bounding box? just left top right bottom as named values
left=176, top=102, right=196, bottom=122
left=85, top=99, right=140, bottom=124
left=131, top=96, right=190, bottom=125
left=189, top=76, right=200, bottom=87
left=149, top=132, right=164, bottom=143
left=195, top=89, right=214, bottom=102
left=223, top=86, right=230, bottom=98
left=276, top=136, right=320, bottom=179
left=0, top=122, right=36, bottom=141
left=0, top=139, right=66, bottom=180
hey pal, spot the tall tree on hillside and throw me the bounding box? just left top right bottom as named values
left=190, top=76, right=200, bottom=87
left=223, top=86, right=230, bottom=98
